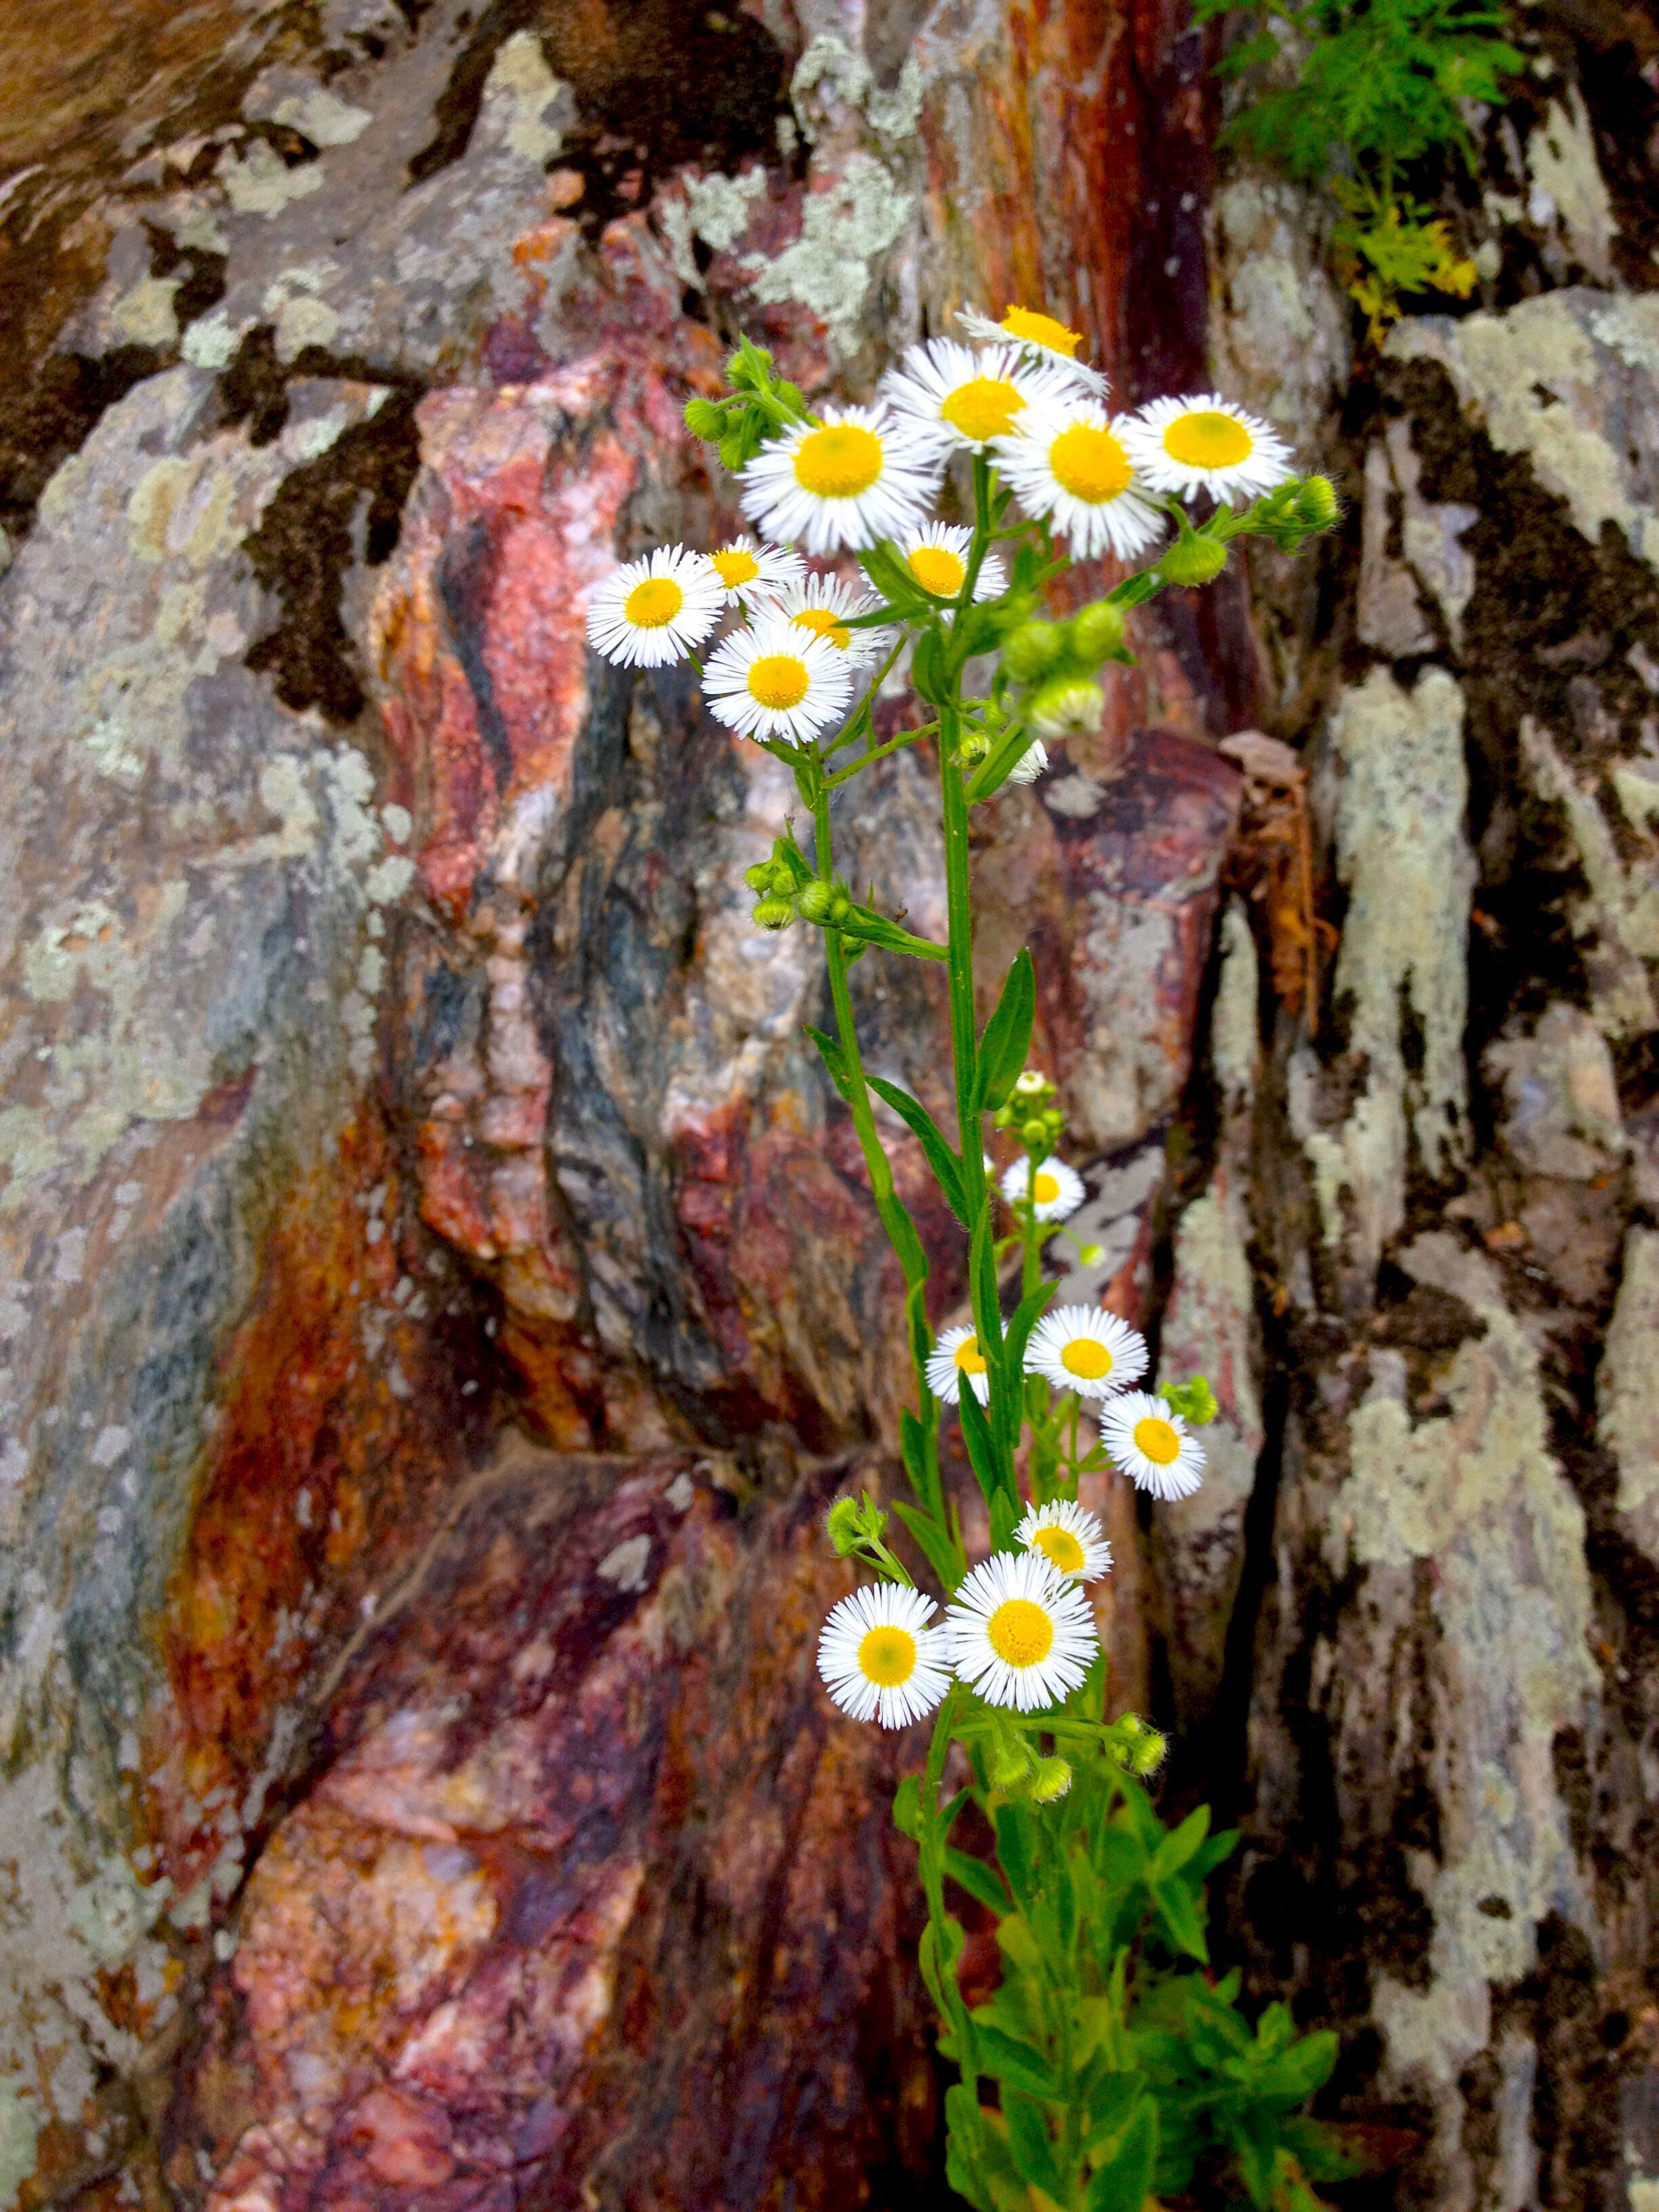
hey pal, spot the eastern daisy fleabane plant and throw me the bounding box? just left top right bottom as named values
left=739, top=402, right=941, bottom=554
left=1015, top=1497, right=1114, bottom=1582
left=585, top=544, right=725, bottom=668
left=707, top=534, right=805, bottom=605
left=1001, top=1154, right=1086, bottom=1223
left=880, top=336, right=1073, bottom=453
left=996, top=400, right=1166, bottom=562
left=701, top=613, right=853, bottom=746
left=1122, top=393, right=1293, bottom=504
left=817, top=1582, right=951, bottom=1727
left=1025, top=1305, right=1148, bottom=1398
left=956, top=304, right=1109, bottom=396
left=1101, top=1388, right=1208, bottom=1500
left=945, top=1550, right=1100, bottom=1712
left=926, top=1322, right=991, bottom=1406
left=581, top=311, right=1341, bottom=2207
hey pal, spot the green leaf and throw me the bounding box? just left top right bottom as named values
left=1084, top=2093, right=1158, bottom=2212
left=893, top=1500, right=958, bottom=1590
left=968, top=1203, right=1004, bottom=1362
left=1149, top=1803, right=1211, bottom=1883
left=971, top=2022, right=1056, bottom=2102
left=998, top=1277, right=1055, bottom=1452
left=1002, top=2089, right=1065, bottom=2200
left=957, top=1375, right=1004, bottom=1510
left=1151, top=1875, right=1210, bottom=1963
left=893, top=1774, right=921, bottom=1840
left=988, top=1486, right=1021, bottom=1558
left=869, top=1076, right=968, bottom=1223
left=994, top=1803, right=1042, bottom=1914
left=803, top=1023, right=852, bottom=1097
left=973, top=949, right=1036, bottom=1113
left=1080, top=2068, right=1144, bottom=2152
left=943, top=2085, right=996, bottom=2212
left=946, top=1847, right=1014, bottom=1917
left=912, top=626, right=948, bottom=704
left=837, top=904, right=949, bottom=961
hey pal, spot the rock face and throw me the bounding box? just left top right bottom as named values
left=0, top=1, right=1240, bottom=2202
left=3, top=0, right=1659, bottom=2207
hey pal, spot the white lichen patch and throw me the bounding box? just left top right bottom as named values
left=1339, top=1232, right=1597, bottom=2176
left=1485, top=1000, right=1624, bottom=1180
left=1389, top=295, right=1659, bottom=574
left=1519, top=716, right=1659, bottom=1036
left=0, top=1761, right=175, bottom=2194
left=216, top=139, right=327, bottom=220
left=1599, top=1228, right=1659, bottom=1556
left=1210, top=171, right=1349, bottom=447
left=1300, top=667, right=1474, bottom=1271
left=743, top=152, right=913, bottom=354
left=1525, top=87, right=1618, bottom=283
left=661, top=168, right=769, bottom=290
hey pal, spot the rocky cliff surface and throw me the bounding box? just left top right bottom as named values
left=0, top=0, right=1656, bottom=2206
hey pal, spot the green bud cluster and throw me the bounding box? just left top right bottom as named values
left=1159, top=1374, right=1219, bottom=1427
left=1110, top=1713, right=1168, bottom=1777
left=994, top=1067, right=1065, bottom=1155
left=682, top=336, right=808, bottom=473
left=1159, top=522, right=1229, bottom=588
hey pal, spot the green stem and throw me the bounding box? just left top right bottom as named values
left=919, top=1685, right=977, bottom=2070
left=825, top=724, right=933, bottom=789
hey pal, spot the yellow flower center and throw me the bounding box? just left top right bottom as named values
left=1060, top=1338, right=1111, bottom=1380
left=1032, top=1526, right=1086, bottom=1574
left=1032, top=1171, right=1059, bottom=1204
left=941, top=376, right=1025, bottom=443
left=1001, top=307, right=1083, bottom=358
left=794, top=423, right=884, bottom=499
left=1162, top=410, right=1253, bottom=469
left=1049, top=424, right=1132, bottom=505
left=953, top=1335, right=988, bottom=1376
left=712, top=546, right=760, bottom=586
left=623, top=577, right=684, bottom=628
left=746, top=654, right=811, bottom=710
left=987, top=1597, right=1054, bottom=1667
left=1133, top=1415, right=1181, bottom=1465
left=907, top=545, right=967, bottom=596
left=792, top=606, right=852, bottom=651
left=858, top=1624, right=918, bottom=1686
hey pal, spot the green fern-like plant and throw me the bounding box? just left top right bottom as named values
left=1193, top=0, right=1525, bottom=337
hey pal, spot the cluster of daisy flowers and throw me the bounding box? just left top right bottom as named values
left=583, top=302, right=1293, bottom=750
left=818, top=1498, right=1111, bottom=1727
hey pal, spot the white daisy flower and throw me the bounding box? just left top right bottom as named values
left=1100, top=1389, right=1206, bottom=1500
left=994, top=401, right=1165, bottom=563
left=1004, top=739, right=1049, bottom=785
left=1000, top=1157, right=1085, bottom=1223
left=1015, top=1498, right=1113, bottom=1581
left=706, top=534, right=805, bottom=605
left=956, top=306, right=1109, bottom=397
left=1025, top=1306, right=1148, bottom=1399
left=944, top=1550, right=1099, bottom=1713
left=758, top=573, right=891, bottom=666
left=586, top=545, right=725, bottom=668
left=897, top=521, right=1006, bottom=607
left=739, top=403, right=942, bottom=556
left=926, top=1322, right=991, bottom=1406
left=818, top=1581, right=951, bottom=1729
left=1122, top=394, right=1292, bottom=505
left=701, top=612, right=853, bottom=747
left=880, top=338, right=1073, bottom=454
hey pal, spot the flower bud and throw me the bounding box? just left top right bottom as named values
left=1020, top=1120, right=1049, bottom=1151
left=827, top=890, right=852, bottom=923
left=1067, top=599, right=1127, bottom=667
left=1130, top=1728, right=1168, bottom=1776
left=752, top=894, right=795, bottom=931
left=1029, top=1756, right=1073, bottom=1803
left=1027, top=676, right=1105, bottom=741
left=1160, top=531, right=1229, bottom=588
left=683, top=397, right=726, bottom=440
left=986, top=1732, right=1032, bottom=1793
left=1078, top=1243, right=1103, bottom=1265
left=1000, top=620, right=1066, bottom=682
left=1012, top=1070, right=1048, bottom=1099
left=1296, top=474, right=1340, bottom=529
left=744, top=861, right=776, bottom=892
left=825, top=1497, right=864, bottom=1555
left=797, top=880, right=836, bottom=924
